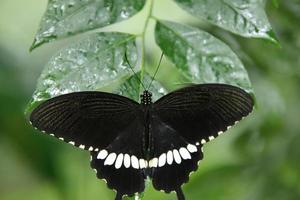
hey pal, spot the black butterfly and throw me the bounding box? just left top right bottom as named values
left=30, top=83, right=254, bottom=200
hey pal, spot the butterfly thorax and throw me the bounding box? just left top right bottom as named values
left=139, top=90, right=153, bottom=160
left=140, top=90, right=152, bottom=105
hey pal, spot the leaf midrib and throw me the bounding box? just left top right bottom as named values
left=221, top=0, right=263, bottom=34
left=158, top=21, right=211, bottom=58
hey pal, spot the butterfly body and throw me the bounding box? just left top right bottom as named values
left=30, top=84, right=254, bottom=200
left=140, top=90, right=153, bottom=161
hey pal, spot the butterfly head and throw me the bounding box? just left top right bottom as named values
left=140, top=90, right=152, bottom=105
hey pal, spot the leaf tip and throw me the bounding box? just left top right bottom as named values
left=266, top=30, right=280, bottom=46
left=30, top=38, right=43, bottom=52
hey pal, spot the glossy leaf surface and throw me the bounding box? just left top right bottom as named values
left=27, top=32, right=141, bottom=112
left=174, top=0, right=276, bottom=42
left=31, top=0, right=146, bottom=50
left=155, top=20, right=252, bottom=93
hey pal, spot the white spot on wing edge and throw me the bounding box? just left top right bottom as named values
left=173, top=149, right=182, bottom=164
left=167, top=150, right=173, bottom=165
left=187, top=144, right=197, bottom=153
left=115, top=154, right=124, bottom=169
left=131, top=155, right=139, bottom=169
left=179, top=147, right=191, bottom=160
left=97, top=150, right=108, bottom=160
left=69, top=141, right=75, bottom=145
left=104, top=153, right=117, bottom=166
left=149, top=158, right=158, bottom=168
left=158, top=153, right=166, bottom=167
left=209, top=136, right=215, bottom=141
left=139, top=159, right=147, bottom=169
left=124, top=154, right=131, bottom=168
left=79, top=145, right=85, bottom=149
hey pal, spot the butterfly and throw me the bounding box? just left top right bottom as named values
left=30, top=83, right=254, bottom=200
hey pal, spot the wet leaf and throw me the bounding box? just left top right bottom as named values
left=115, top=71, right=168, bottom=102
left=26, top=32, right=141, bottom=113
left=31, top=0, right=146, bottom=50
left=174, top=0, right=277, bottom=42
left=155, top=20, right=253, bottom=93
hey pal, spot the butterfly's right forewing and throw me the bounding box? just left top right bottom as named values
left=153, top=84, right=254, bottom=144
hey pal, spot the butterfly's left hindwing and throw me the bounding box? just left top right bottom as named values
left=90, top=112, right=147, bottom=198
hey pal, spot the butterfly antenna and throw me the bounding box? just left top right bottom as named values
left=124, top=52, right=146, bottom=90
left=147, top=52, right=164, bottom=90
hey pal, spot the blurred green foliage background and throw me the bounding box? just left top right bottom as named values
left=0, top=0, right=300, bottom=200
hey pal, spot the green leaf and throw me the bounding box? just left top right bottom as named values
left=272, top=0, right=279, bottom=8
left=115, top=71, right=168, bottom=102
left=26, top=32, right=141, bottom=113
left=31, top=0, right=146, bottom=50
left=186, top=165, right=259, bottom=200
left=173, top=0, right=277, bottom=42
left=155, top=20, right=253, bottom=93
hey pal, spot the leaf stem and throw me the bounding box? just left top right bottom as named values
left=139, top=0, right=155, bottom=92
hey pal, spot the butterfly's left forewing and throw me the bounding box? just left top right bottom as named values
left=149, top=84, right=254, bottom=199
left=30, top=92, right=140, bottom=150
